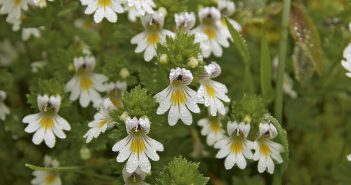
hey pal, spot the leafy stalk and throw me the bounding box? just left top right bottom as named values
left=273, top=0, right=291, bottom=184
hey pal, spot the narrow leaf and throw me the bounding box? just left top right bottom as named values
left=225, top=17, right=250, bottom=63
left=260, top=36, right=274, bottom=101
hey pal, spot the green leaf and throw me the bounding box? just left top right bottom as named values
left=156, top=156, right=209, bottom=185
left=289, top=2, right=324, bottom=75
left=225, top=17, right=250, bottom=64
left=260, top=36, right=274, bottom=102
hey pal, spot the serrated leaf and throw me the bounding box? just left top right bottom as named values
left=156, top=156, right=209, bottom=185
left=260, top=36, right=274, bottom=102
left=290, top=2, right=324, bottom=75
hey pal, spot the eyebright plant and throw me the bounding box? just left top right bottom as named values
left=1, top=0, right=351, bottom=185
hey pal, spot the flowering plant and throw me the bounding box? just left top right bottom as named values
left=1, top=0, right=351, bottom=185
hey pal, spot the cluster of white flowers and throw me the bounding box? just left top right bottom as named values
left=80, top=0, right=156, bottom=23
left=155, top=62, right=230, bottom=126
left=31, top=155, right=62, bottom=185
left=0, top=0, right=52, bottom=31
left=211, top=119, right=284, bottom=174
left=0, top=90, right=10, bottom=121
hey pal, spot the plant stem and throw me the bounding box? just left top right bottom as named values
left=274, top=0, right=291, bottom=123
left=273, top=0, right=291, bottom=185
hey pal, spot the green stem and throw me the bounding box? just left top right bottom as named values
left=274, top=0, right=291, bottom=123
left=25, top=163, right=82, bottom=171
left=273, top=0, right=291, bottom=185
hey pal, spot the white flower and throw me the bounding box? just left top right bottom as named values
left=0, top=0, right=29, bottom=27
left=83, top=98, right=117, bottom=143
left=174, top=12, right=196, bottom=31
left=341, top=43, right=351, bottom=78
left=124, top=0, right=155, bottom=22
left=0, top=90, right=10, bottom=121
left=122, top=166, right=150, bottom=185
left=192, top=7, right=230, bottom=58
left=253, top=122, right=284, bottom=174
left=214, top=121, right=253, bottom=170
left=31, top=155, right=62, bottom=185
left=65, top=55, right=108, bottom=108
left=131, top=12, right=174, bottom=62
left=347, top=154, right=351, bottom=161
left=155, top=68, right=202, bottom=126
left=217, top=0, right=241, bottom=33
left=0, top=40, right=19, bottom=66
left=22, top=27, right=41, bottom=41
left=198, top=62, right=230, bottom=116
left=112, top=116, right=164, bottom=173
left=22, top=95, right=71, bottom=148
left=197, top=116, right=225, bottom=146
left=80, top=0, right=124, bottom=23
left=105, top=81, right=127, bottom=109
left=349, top=22, right=351, bottom=32
left=32, top=0, right=54, bottom=8
left=272, top=57, right=297, bottom=98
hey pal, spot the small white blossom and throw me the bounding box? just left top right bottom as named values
left=155, top=68, right=202, bottom=126
left=22, top=27, right=41, bottom=41
left=273, top=57, right=297, bottom=98
left=0, top=90, right=10, bottom=121
left=112, top=116, right=164, bottom=173
left=105, top=80, right=127, bottom=108
left=131, top=12, right=174, bottom=62
left=198, top=62, right=230, bottom=116
left=192, top=7, right=230, bottom=58
left=124, top=0, right=155, bottom=22
left=253, top=122, right=284, bottom=174
left=80, top=0, right=124, bottom=23
left=0, top=0, right=30, bottom=29
left=347, top=154, right=351, bottom=161
left=122, top=166, right=150, bottom=185
left=65, top=55, right=108, bottom=108
left=215, top=121, right=253, bottom=170
left=0, top=40, right=19, bottom=66
left=22, top=95, right=71, bottom=148
left=217, top=0, right=241, bottom=35
left=32, top=0, right=54, bottom=8
left=197, top=116, right=225, bottom=146
left=341, top=43, right=351, bottom=78
left=174, top=12, right=196, bottom=31
left=31, top=155, right=62, bottom=185
left=83, top=98, right=117, bottom=143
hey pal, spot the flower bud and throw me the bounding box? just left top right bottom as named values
left=120, top=111, right=129, bottom=122
left=160, top=54, right=168, bottom=64
left=119, top=68, right=130, bottom=79
left=187, top=57, right=199, bottom=68
left=80, top=146, right=91, bottom=160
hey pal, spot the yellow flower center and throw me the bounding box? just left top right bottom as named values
left=171, top=86, right=187, bottom=106
left=209, top=118, right=221, bottom=132
left=259, top=142, right=271, bottom=156
left=98, top=0, right=112, bottom=7
left=14, top=0, right=21, bottom=5
left=79, top=75, right=93, bottom=90
left=147, top=32, right=160, bottom=45
left=203, top=27, right=217, bottom=40
left=130, top=137, right=145, bottom=154
left=45, top=174, right=56, bottom=184
left=108, top=91, right=122, bottom=109
left=98, top=119, right=108, bottom=128
left=39, top=115, right=54, bottom=130
left=205, top=82, right=216, bottom=97
left=230, top=141, right=243, bottom=154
